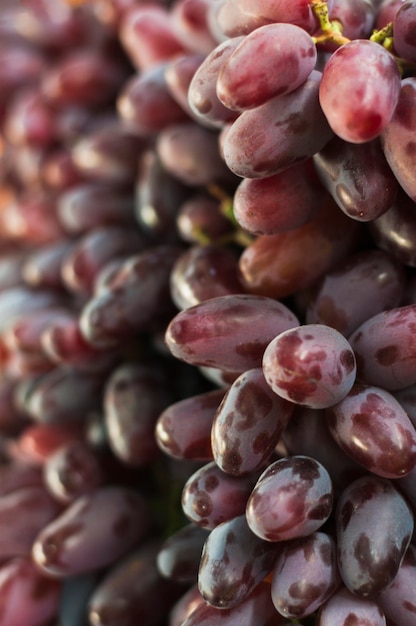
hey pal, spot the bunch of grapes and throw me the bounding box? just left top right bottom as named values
left=0, top=0, right=415, bottom=624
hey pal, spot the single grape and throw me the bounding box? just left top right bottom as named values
left=198, top=514, right=278, bottom=608
left=216, top=23, right=317, bottom=111
left=165, top=293, right=299, bottom=372
left=317, top=585, right=387, bottom=626
left=336, top=475, right=414, bottom=597
left=327, top=383, right=416, bottom=478
left=211, top=367, right=294, bottom=476
left=246, top=455, right=333, bottom=542
left=271, top=532, right=341, bottom=619
left=262, top=324, right=356, bottom=409
left=319, top=40, right=401, bottom=143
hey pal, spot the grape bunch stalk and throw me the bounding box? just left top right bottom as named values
left=0, top=0, right=415, bottom=625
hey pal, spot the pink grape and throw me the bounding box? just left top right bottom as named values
left=319, top=39, right=401, bottom=143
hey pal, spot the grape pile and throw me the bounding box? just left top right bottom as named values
left=0, top=0, right=415, bottom=625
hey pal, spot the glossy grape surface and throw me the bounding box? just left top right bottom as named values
left=246, top=456, right=333, bottom=542
left=263, top=324, right=356, bottom=409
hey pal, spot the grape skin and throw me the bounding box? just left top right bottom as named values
left=216, top=23, right=317, bottom=111
left=319, top=40, right=401, bottom=143
left=246, top=455, right=333, bottom=542
left=262, top=324, right=356, bottom=409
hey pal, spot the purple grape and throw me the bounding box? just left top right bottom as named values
left=181, top=460, right=260, bottom=529
left=43, top=441, right=104, bottom=504
left=170, top=245, right=244, bottom=311
left=381, top=77, right=416, bottom=202
left=217, top=23, right=317, bottom=111
left=233, top=160, right=323, bottom=236
left=119, top=4, right=187, bottom=71
left=393, top=2, right=416, bottom=62
left=87, top=541, right=184, bottom=626
left=0, top=556, right=61, bottom=626
left=157, top=523, right=209, bottom=583
left=117, top=65, right=189, bottom=137
left=187, top=36, right=243, bottom=128
left=377, top=544, right=416, bottom=626
left=262, top=324, right=356, bottom=409
left=198, top=514, right=278, bottom=608
left=80, top=246, right=181, bottom=348
left=282, top=405, right=365, bottom=493
left=319, top=40, right=401, bottom=143
left=336, top=475, right=414, bottom=597
left=156, top=121, right=236, bottom=187
left=180, top=580, right=282, bottom=626
left=327, top=383, right=416, bottom=478
left=211, top=367, right=294, bottom=476
left=313, top=136, right=398, bottom=221
left=155, top=388, right=225, bottom=461
left=306, top=249, right=406, bottom=337
left=246, top=456, right=333, bottom=542
left=223, top=71, right=334, bottom=179
left=349, top=304, right=416, bottom=391
left=0, top=486, right=61, bottom=560
left=170, top=0, right=218, bottom=55
left=32, top=486, right=151, bottom=577
left=104, top=362, right=172, bottom=467
left=57, top=183, right=135, bottom=235
left=271, top=532, right=341, bottom=619
left=165, top=294, right=299, bottom=372
left=369, top=191, right=416, bottom=268
left=317, top=585, right=387, bottom=626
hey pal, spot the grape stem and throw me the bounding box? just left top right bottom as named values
left=310, top=0, right=350, bottom=47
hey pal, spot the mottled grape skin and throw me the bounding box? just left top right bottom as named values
left=381, top=77, right=416, bottom=202
left=246, top=456, right=333, bottom=542
left=181, top=461, right=260, bottom=529
left=180, top=580, right=282, bottom=626
left=377, top=544, right=416, bottom=626
left=349, top=304, right=416, bottom=391
left=317, top=586, right=387, bottom=626
left=271, top=532, right=341, bottom=619
left=263, top=324, right=356, bottom=409
left=157, top=523, right=210, bottom=583
left=165, top=294, right=299, bottom=372
left=306, top=249, right=406, bottom=337
left=319, top=40, right=401, bottom=143
left=336, top=475, right=414, bottom=598
left=211, top=368, right=294, bottom=476
left=32, top=487, right=151, bottom=577
left=156, top=388, right=225, bottom=461
left=223, top=70, right=334, bottom=179
left=282, top=406, right=365, bottom=494
left=198, top=514, right=278, bottom=609
left=327, top=383, right=416, bottom=478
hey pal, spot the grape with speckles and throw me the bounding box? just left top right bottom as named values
left=262, top=324, right=356, bottom=409
left=246, top=455, right=333, bottom=542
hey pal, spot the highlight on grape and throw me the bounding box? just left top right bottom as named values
left=0, top=0, right=415, bottom=625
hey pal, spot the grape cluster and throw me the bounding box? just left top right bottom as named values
left=0, top=0, right=415, bottom=625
